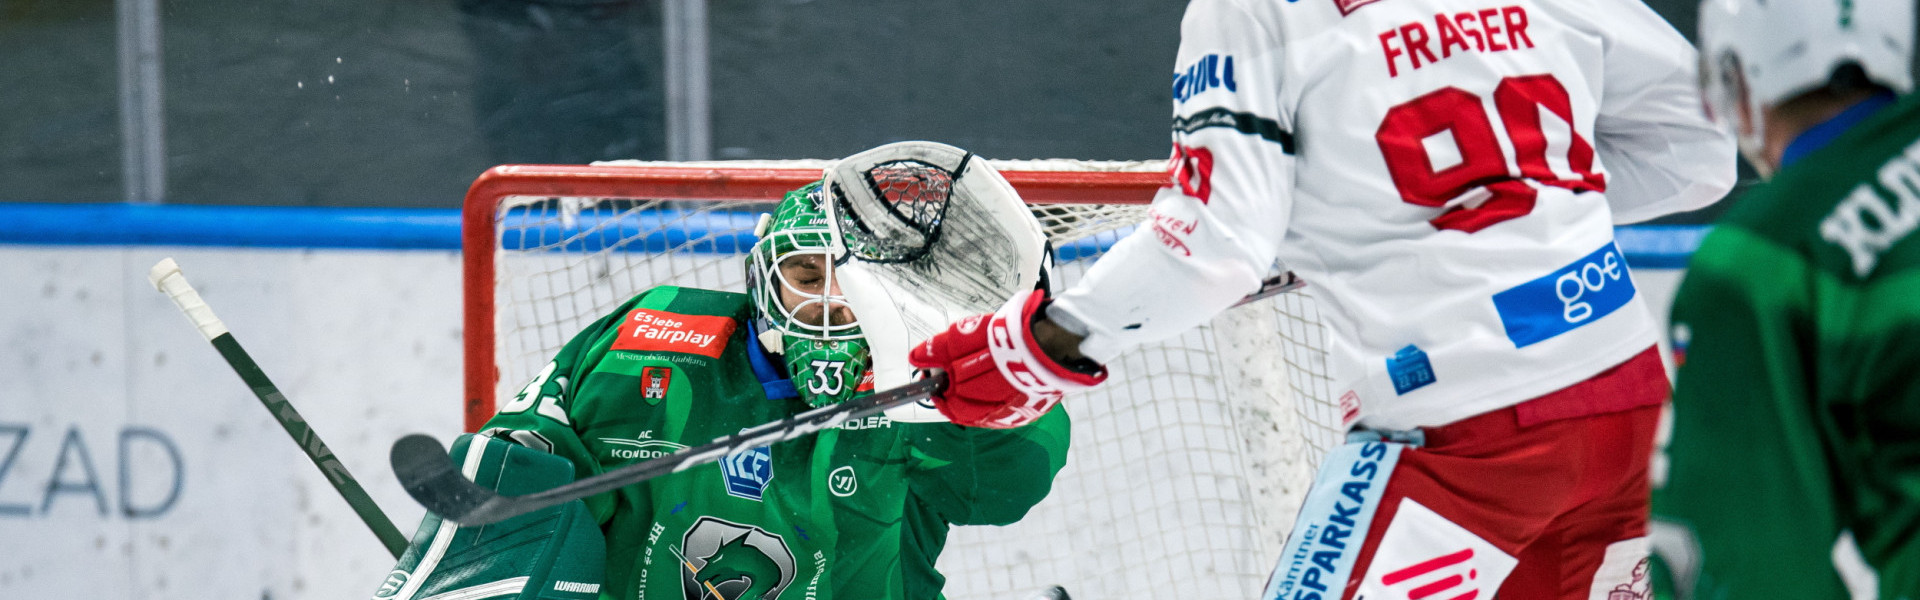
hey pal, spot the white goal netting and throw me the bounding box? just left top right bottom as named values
left=468, top=160, right=1344, bottom=599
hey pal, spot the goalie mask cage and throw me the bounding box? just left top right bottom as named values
left=463, top=160, right=1343, bottom=599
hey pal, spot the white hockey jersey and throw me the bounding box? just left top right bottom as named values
left=1050, top=0, right=1737, bottom=430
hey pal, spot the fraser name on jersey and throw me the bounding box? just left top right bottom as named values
left=1048, top=0, right=1734, bottom=430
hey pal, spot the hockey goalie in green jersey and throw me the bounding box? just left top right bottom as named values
left=378, top=145, right=1071, bottom=600
left=1653, top=1, right=1919, bottom=598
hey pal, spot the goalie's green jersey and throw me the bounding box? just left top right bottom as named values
left=480, top=285, right=1071, bottom=600
left=1651, top=94, right=1920, bottom=600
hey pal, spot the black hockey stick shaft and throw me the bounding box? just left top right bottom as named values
left=391, top=374, right=947, bottom=526
left=150, top=259, right=409, bottom=559
left=394, top=273, right=1307, bottom=526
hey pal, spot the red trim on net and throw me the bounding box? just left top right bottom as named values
left=462, top=164, right=1165, bottom=431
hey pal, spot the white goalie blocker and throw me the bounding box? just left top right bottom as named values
left=821, top=141, right=1051, bottom=422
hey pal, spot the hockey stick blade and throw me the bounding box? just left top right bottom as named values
left=389, top=434, right=499, bottom=525
left=394, top=374, right=948, bottom=525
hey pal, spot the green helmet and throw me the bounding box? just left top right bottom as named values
left=747, top=183, right=872, bottom=407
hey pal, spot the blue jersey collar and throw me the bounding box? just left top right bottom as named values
left=1781, top=92, right=1897, bottom=167
left=747, top=323, right=799, bottom=401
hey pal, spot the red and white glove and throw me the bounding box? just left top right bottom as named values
left=908, top=289, right=1107, bottom=429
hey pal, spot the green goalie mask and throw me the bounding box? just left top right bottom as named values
left=748, top=183, right=872, bottom=407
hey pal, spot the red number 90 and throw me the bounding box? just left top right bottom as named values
left=1375, top=74, right=1605, bottom=233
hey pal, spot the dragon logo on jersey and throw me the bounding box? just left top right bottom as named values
left=642, top=366, right=674, bottom=401
left=675, top=516, right=797, bottom=600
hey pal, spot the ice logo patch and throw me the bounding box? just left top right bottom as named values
left=1491, top=242, right=1636, bottom=348
left=721, top=443, right=774, bottom=502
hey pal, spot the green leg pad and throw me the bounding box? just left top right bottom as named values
left=373, top=434, right=607, bottom=600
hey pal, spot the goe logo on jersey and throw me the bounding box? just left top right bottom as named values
left=1490, top=242, right=1637, bottom=348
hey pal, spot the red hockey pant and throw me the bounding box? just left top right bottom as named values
left=1342, top=347, right=1666, bottom=600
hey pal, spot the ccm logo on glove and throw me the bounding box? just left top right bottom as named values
left=909, top=290, right=1106, bottom=429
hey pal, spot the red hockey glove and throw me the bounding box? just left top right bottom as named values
left=908, top=289, right=1107, bottom=428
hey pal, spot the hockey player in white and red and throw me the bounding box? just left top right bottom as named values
left=905, top=0, right=1737, bottom=598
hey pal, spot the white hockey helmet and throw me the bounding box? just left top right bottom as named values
left=1697, top=0, right=1914, bottom=166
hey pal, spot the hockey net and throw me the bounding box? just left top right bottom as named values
left=463, top=160, right=1344, bottom=599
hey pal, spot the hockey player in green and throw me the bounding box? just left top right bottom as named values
left=1652, top=1, right=1917, bottom=598
left=472, top=181, right=1070, bottom=600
